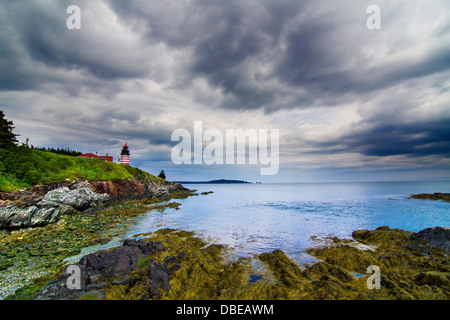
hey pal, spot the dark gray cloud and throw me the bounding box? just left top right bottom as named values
left=316, top=118, right=450, bottom=158
left=0, top=0, right=154, bottom=93
left=0, top=0, right=449, bottom=180
left=2, top=0, right=449, bottom=104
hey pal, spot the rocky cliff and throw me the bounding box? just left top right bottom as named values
left=88, top=178, right=186, bottom=200
left=0, top=178, right=188, bottom=230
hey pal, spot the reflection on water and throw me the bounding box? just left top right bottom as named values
left=68, top=181, right=450, bottom=264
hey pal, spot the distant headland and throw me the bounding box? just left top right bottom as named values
left=408, top=192, right=450, bottom=202
left=174, top=179, right=252, bottom=184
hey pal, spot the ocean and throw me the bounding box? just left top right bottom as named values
left=70, top=181, right=450, bottom=264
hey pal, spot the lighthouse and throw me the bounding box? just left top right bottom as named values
left=120, top=143, right=130, bottom=165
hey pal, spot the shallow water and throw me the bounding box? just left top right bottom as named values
left=69, top=181, right=450, bottom=264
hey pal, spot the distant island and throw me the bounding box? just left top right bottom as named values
left=174, top=179, right=252, bottom=184
left=408, top=192, right=450, bottom=202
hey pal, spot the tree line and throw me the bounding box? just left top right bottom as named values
left=29, top=145, right=82, bottom=157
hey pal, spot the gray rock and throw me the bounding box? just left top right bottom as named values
left=36, top=200, right=76, bottom=216
left=43, top=187, right=111, bottom=211
left=409, top=226, right=450, bottom=251
left=30, top=206, right=60, bottom=227
left=35, top=200, right=60, bottom=209
left=35, top=238, right=169, bottom=300
left=0, top=204, right=60, bottom=229
left=0, top=186, right=111, bottom=230
left=69, top=180, right=92, bottom=190
left=41, top=187, right=70, bottom=203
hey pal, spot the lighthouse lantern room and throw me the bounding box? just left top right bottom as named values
left=120, top=143, right=130, bottom=165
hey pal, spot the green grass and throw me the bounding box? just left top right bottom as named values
left=0, top=146, right=143, bottom=192
left=122, top=165, right=165, bottom=184
left=0, top=173, right=30, bottom=192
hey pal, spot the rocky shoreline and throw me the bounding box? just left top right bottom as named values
left=0, top=178, right=194, bottom=299
left=0, top=178, right=187, bottom=230
left=1, top=181, right=449, bottom=300
left=5, top=225, right=449, bottom=300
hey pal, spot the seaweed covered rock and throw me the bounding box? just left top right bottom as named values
left=307, top=244, right=379, bottom=274
left=305, top=226, right=450, bottom=300
left=258, top=249, right=305, bottom=287
left=31, top=226, right=450, bottom=300
left=302, top=261, right=355, bottom=283
left=415, top=271, right=450, bottom=287
left=35, top=238, right=167, bottom=300
left=352, top=226, right=412, bottom=246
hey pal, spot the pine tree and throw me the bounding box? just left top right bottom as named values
left=0, top=110, right=19, bottom=150
left=158, top=170, right=166, bottom=180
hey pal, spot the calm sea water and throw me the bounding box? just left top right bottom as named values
left=70, top=181, right=450, bottom=263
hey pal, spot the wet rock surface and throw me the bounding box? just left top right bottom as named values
left=307, top=226, right=450, bottom=299
left=35, top=238, right=169, bottom=300
left=29, top=226, right=450, bottom=300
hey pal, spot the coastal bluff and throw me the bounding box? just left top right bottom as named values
left=89, top=177, right=186, bottom=200
left=0, top=178, right=187, bottom=230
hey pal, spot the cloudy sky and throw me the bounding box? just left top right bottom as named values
left=1, top=0, right=449, bottom=182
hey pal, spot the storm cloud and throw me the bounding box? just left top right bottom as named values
left=0, top=0, right=449, bottom=181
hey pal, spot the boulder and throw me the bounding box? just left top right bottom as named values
left=409, top=227, right=450, bottom=251
left=42, top=187, right=111, bottom=211
left=30, top=205, right=60, bottom=227
left=0, top=186, right=111, bottom=230
left=0, top=203, right=60, bottom=229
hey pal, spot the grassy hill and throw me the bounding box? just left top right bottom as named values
left=0, top=146, right=161, bottom=192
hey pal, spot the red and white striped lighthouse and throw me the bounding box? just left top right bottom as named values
left=120, top=143, right=130, bottom=165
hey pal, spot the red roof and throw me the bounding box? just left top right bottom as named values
left=78, top=153, right=113, bottom=162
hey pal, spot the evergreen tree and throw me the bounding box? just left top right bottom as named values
left=158, top=170, right=166, bottom=180
left=0, top=110, right=19, bottom=149
left=30, top=145, right=82, bottom=157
